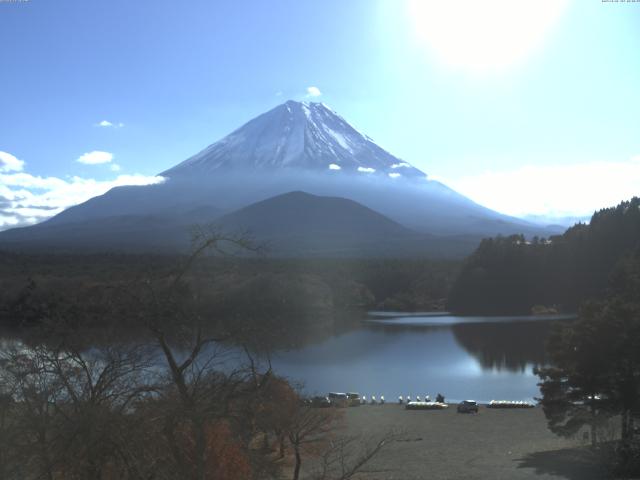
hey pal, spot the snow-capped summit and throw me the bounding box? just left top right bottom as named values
left=161, top=100, right=425, bottom=178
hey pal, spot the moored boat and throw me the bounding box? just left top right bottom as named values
left=405, top=401, right=448, bottom=410
left=487, top=400, right=535, bottom=409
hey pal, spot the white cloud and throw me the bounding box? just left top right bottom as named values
left=443, top=156, right=640, bottom=218
left=357, top=166, right=376, bottom=173
left=306, top=86, right=322, bottom=97
left=97, top=120, right=124, bottom=128
left=328, top=163, right=341, bottom=170
left=77, top=151, right=113, bottom=165
left=391, top=162, right=411, bottom=169
left=0, top=151, right=164, bottom=230
left=0, top=151, right=25, bottom=172
left=110, top=163, right=121, bottom=172
left=427, top=174, right=446, bottom=183
left=0, top=173, right=68, bottom=190
left=388, top=172, right=401, bottom=178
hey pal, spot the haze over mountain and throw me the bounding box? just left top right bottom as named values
left=522, top=213, right=591, bottom=229
left=0, top=101, right=559, bottom=256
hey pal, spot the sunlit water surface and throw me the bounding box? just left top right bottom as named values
left=268, top=312, right=575, bottom=403
left=0, top=312, right=574, bottom=405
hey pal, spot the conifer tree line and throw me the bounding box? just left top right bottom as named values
left=448, top=197, right=640, bottom=314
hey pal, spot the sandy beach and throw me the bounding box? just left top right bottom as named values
left=335, top=404, right=612, bottom=480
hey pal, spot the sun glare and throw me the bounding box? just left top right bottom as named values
left=408, top=0, right=570, bottom=74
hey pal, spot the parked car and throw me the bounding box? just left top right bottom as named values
left=457, top=400, right=479, bottom=413
left=328, top=392, right=349, bottom=407
left=347, top=392, right=361, bottom=406
left=311, top=396, right=331, bottom=408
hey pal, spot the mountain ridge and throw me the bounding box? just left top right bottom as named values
left=218, top=190, right=415, bottom=238
left=0, top=190, right=482, bottom=257
left=0, top=100, right=561, bottom=254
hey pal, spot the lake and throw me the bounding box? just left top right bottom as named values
left=0, top=311, right=574, bottom=405
left=268, top=312, right=575, bottom=403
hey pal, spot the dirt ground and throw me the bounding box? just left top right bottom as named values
left=332, top=404, right=614, bottom=480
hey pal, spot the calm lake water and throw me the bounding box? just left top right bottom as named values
left=0, top=312, right=575, bottom=405
left=268, top=312, right=575, bottom=404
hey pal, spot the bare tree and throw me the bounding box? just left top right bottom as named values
left=286, top=405, right=342, bottom=480
left=127, top=228, right=276, bottom=480
left=0, top=337, right=156, bottom=480
left=309, top=430, right=404, bottom=480
left=0, top=227, right=399, bottom=480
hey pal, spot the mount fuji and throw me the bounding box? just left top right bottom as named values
left=161, top=100, right=426, bottom=179
left=0, top=101, right=556, bottom=256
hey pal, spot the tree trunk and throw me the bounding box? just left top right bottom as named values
left=195, top=420, right=207, bottom=480
left=89, top=465, right=101, bottom=480
left=37, top=427, right=54, bottom=480
left=279, top=433, right=285, bottom=459
left=589, top=403, right=597, bottom=448
left=292, top=444, right=301, bottom=480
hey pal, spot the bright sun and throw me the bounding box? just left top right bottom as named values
left=407, top=0, right=570, bottom=73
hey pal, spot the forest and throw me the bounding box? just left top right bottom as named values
left=0, top=233, right=403, bottom=480
left=0, top=242, right=458, bottom=345
left=536, top=245, right=640, bottom=476
left=447, top=197, right=640, bottom=314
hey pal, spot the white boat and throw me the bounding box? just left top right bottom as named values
left=487, top=400, right=535, bottom=409
left=405, top=401, right=448, bottom=410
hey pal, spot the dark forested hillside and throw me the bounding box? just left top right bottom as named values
left=0, top=253, right=458, bottom=341
left=447, top=197, right=640, bottom=314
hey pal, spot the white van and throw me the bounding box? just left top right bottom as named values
left=328, top=392, right=348, bottom=407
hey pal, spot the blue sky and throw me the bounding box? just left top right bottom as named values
left=1, top=0, right=639, bottom=229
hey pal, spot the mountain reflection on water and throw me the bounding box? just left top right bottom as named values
left=0, top=312, right=575, bottom=404
left=366, top=313, right=575, bottom=372
left=452, top=321, right=552, bottom=372
left=268, top=312, right=575, bottom=403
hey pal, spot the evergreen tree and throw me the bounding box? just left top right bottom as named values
left=536, top=248, right=640, bottom=471
left=449, top=197, right=640, bottom=314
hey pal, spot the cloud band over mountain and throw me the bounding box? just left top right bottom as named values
left=0, top=151, right=164, bottom=230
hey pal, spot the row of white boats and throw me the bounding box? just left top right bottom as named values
left=327, top=394, right=446, bottom=406
left=323, top=393, right=535, bottom=409
left=487, top=400, right=535, bottom=409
